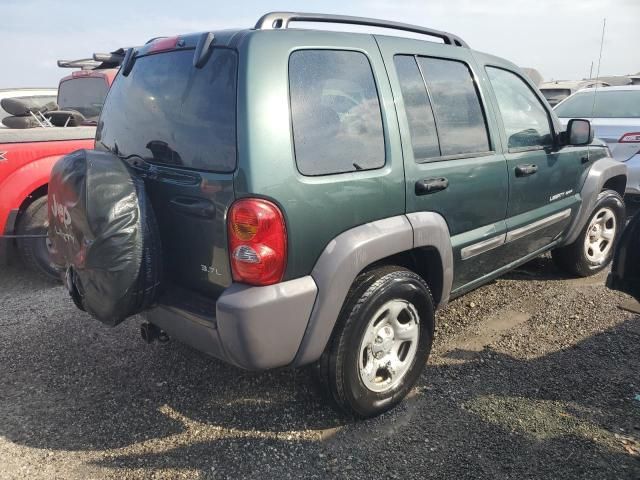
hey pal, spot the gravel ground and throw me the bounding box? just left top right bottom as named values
left=1, top=255, right=639, bottom=479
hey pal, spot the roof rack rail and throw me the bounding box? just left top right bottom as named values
left=254, top=11, right=468, bottom=48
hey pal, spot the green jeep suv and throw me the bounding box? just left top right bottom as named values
left=48, top=12, right=627, bottom=418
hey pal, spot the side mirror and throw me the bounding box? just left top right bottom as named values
left=566, top=118, right=594, bottom=146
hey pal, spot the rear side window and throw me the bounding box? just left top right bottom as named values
left=486, top=67, right=553, bottom=150
left=417, top=57, right=490, bottom=157
left=97, top=48, right=237, bottom=172
left=289, top=50, right=385, bottom=176
left=393, top=56, right=440, bottom=160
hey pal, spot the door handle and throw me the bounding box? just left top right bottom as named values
left=415, top=177, right=449, bottom=196
left=170, top=197, right=215, bottom=218
left=515, top=164, right=538, bottom=177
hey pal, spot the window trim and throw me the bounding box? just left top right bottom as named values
left=485, top=65, right=557, bottom=154
left=287, top=47, right=388, bottom=177
left=393, top=53, right=494, bottom=163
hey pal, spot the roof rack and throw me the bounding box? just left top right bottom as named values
left=255, top=11, right=468, bottom=48
left=57, top=58, right=101, bottom=70
left=58, top=49, right=127, bottom=71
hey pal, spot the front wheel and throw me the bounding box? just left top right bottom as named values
left=552, top=190, right=625, bottom=277
left=317, top=266, right=435, bottom=418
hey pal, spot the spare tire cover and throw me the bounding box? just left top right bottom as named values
left=48, top=149, right=161, bottom=326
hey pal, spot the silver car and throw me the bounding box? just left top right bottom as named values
left=555, top=86, right=640, bottom=200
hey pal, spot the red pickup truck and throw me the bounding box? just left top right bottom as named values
left=0, top=56, right=120, bottom=278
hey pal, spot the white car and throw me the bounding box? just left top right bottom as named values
left=555, top=86, right=640, bottom=202
left=0, top=88, right=58, bottom=127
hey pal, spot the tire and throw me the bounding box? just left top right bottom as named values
left=317, top=266, right=435, bottom=418
left=48, top=149, right=162, bottom=326
left=552, top=189, right=625, bottom=277
left=15, top=196, right=61, bottom=281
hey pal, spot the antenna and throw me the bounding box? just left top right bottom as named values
left=590, top=18, right=606, bottom=118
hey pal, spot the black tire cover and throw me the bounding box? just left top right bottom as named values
left=0, top=96, right=58, bottom=116
left=48, top=149, right=162, bottom=326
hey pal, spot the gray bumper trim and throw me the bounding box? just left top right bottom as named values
left=145, top=275, right=317, bottom=370
left=215, top=276, right=317, bottom=370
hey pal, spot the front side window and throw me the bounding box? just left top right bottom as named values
left=418, top=57, right=490, bottom=156
left=487, top=67, right=553, bottom=150
left=289, top=50, right=385, bottom=176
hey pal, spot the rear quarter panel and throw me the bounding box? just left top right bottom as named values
left=235, top=30, right=406, bottom=280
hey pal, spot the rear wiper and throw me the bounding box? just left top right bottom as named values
left=353, top=162, right=363, bottom=171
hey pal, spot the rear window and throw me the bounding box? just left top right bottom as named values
left=289, top=49, right=385, bottom=176
left=96, top=48, right=237, bottom=173
left=554, top=90, right=640, bottom=118
left=58, top=77, right=109, bottom=122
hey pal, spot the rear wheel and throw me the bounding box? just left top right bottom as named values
left=317, top=266, right=435, bottom=418
left=15, top=196, right=60, bottom=281
left=552, top=190, right=625, bottom=277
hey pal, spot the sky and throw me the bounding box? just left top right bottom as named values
left=2, top=0, right=639, bottom=88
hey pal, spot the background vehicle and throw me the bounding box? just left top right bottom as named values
left=56, top=56, right=120, bottom=125
left=555, top=86, right=640, bottom=212
left=608, top=211, right=640, bottom=301
left=49, top=12, right=627, bottom=418
left=0, top=88, right=57, bottom=127
left=539, top=79, right=609, bottom=106
left=0, top=52, right=122, bottom=278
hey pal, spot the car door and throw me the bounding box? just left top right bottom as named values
left=482, top=64, right=585, bottom=260
left=376, top=37, right=510, bottom=292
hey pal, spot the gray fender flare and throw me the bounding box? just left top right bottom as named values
left=563, top=158, right=627, bottom=245
left=292, top=213, right=453, bottom=367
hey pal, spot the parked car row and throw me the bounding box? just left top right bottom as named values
left=554, top=85, right=640, bottom=210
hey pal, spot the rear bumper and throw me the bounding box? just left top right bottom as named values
left=143, top=276, right=318, bottom=370
left=624, top=153, right=640, bottom=195
left=0, top=208, right=19, bottom=264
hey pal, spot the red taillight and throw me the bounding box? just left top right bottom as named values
left=227, top=198, right=287, bottom=286
left=147, top=36, right=180, bottom=53
left=619, top=132, right=640, bottom=143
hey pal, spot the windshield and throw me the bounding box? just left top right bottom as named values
left=58, top=77, right=109, bottom=122
left=554, top=90, right=640, bottom=118
left=96, top=48, right=237, bottom=173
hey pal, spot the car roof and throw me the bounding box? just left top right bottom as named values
left=573, top=85, right=640, bottom=94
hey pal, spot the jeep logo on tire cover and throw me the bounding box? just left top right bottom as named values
left=51, top=194, right=71, bottom=227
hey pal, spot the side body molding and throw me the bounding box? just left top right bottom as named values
left=292, top=212, right=453, bottom=367
left=562, top=158, right=627, bottom=245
